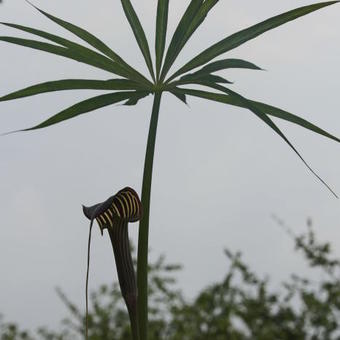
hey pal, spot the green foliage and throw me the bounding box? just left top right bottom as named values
left=0, top=316, right=34, bottom=340
left=1, top=2, right=340, bottom=339
left=2, top=223, right=340, bottom=339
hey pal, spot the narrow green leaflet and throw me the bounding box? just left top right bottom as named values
left=123, top=91, right=150, bottom=105
left=169, top=1, right=339, bottom=81
left=172, top=87, right=340, bottom=143
left=178, top=73, right=232, bottom=84
left=215, top=84, right=338, bottom=197
left=161, top=0, right=219, bottom=81
left=180, top=0, right=219, bottom=51
left=160, top=0, right=203, bottom=81
left=0, top=36, right=127, bottom=76
left=0, top=79, right=143, bottom=102
left=27, top=3, right=151, bottom=86
left=173, top=85, right=338, bottom=196
left=1, top=23, right=131, bottom=79
left=28, top=2, right=123, bottom=62
left=195, top=58, right=262, bottom=75
left=252, top=101, right=340, bottom=144
left=170, top=91, right=187, bottom=105
left=169, top=58, right=261, bottom=84
left=19, top=91, right=145, bottom=131
left=121, top=0, right=155, bottom=81
left=155, top=0, right=169, bottom=80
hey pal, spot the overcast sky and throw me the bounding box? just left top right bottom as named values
left=1, top=0, right=340, bottom=332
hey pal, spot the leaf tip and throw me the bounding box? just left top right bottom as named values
left=25, top=0, right=45, bottom=16
left=0, top=129, right=21, bottom=137
left=24, top=0, right=37, bottom=10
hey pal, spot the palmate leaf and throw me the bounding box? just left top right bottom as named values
left=172, top=84, right=338, bottom=196
left=0, top=36, right=127, bottom=76
left=168, top=1, right=339, bottom=81
left=120, top=0, right=155, bottom=81
left=155, top=0, right=169, bottom=80
left=12, top=91, right=150, bottom=132
left=26, top=2, right=151, bottom=86
left=0, top=79, right=143, bottom=102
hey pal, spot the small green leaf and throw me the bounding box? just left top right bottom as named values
left=170, top=91, right=187, bottom=105
left=169, top=1, right=339, bottom=80
left=123, top=91, right=150, bottom=105
left=121, top=0, right=155, bottom=81
left=155, top=0, right=169, bottom=81
left=160, top=0, right=203, bottom=81
left=19, top=91, right=140, bottom=131
left=0, top=36, right=127, bottom=76
left=0, top=79, right=143, bottom=102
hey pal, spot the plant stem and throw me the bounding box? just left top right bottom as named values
left=108, top=221, right=139, bottom=340
left=137, top=92, right=162, bottom=340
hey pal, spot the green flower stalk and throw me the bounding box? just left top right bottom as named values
left=83, top=187, right=142, bottom=340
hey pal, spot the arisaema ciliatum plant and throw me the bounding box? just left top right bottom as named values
left=1, top=1, right=340, bottom=339
left=83, top=187, right=143, bottom=340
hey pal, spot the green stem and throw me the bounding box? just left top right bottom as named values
left=137, top=91, right=162, bottom=340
